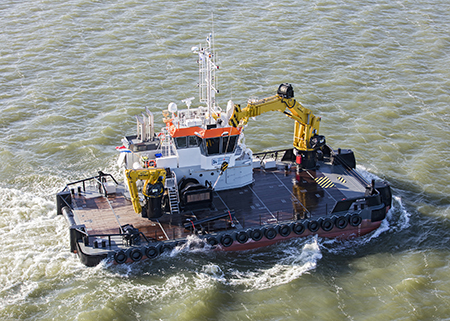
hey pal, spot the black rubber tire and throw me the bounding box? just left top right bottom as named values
left=308, top=220, right=320, bottom=233
left=114, top=250, right=127, bottom=264
left=145, top=246, right=159, bottom=259
left=160, top=243, right=175, bottom=254
left=206, top=235, right=219, bottom=246
left=235, top=231, right=249, bottom=244
left=264, top=227, right=277, bottom=240
left=130, top=248, right=143, bottom=262
left=221, top=234, right=234, bottom=247
left=349, top=214, right=362, bottom=227
left=250, top=229, right=263, bottom=241
left=321, top=218, right=334, bottom=231
left=278, top=224, right=291, bottom=237
left=292, top=222, right=305, bottom=235
left=335, top=216, right=348, bottom=229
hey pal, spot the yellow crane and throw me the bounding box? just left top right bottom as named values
left=228, top=83, right=325, bottom=168
left=125, top=168, right=167, bottom=214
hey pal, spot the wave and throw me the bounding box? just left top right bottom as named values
left=223, top=237, right=322, bottom=291
left=0, top=186, right=82, bottom=309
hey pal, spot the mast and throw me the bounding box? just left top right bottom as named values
left=196, top=33, right=219, bottom=125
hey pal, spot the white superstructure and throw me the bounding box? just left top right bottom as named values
left=118, top=33, right=253, bottom=192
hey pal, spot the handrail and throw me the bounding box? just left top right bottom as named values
left=183, top=210, right=236, bottom=229
left=61, top=172, right=119, bottom=193
left=77, top=228, right=153, bottom=248
left=253, top=148, right=292, bottom=162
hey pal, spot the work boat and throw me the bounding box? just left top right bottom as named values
left=56, top=33, right=392, bottom=267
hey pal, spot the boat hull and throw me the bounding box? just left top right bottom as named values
left=72, top=217, right=384, bottom=267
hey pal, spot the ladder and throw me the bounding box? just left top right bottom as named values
left=165, top=174, right=180, bottom=215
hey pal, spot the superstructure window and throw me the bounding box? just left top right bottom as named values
left=206, top=137, right=220, bottom=155
left=175, top=137, right=187, bottom=149
left=202, top=135, right=239, bottom=156
left=175, top=136, right=202, bottom=149
left=188, top=136, right=201, bottom=147
left=223, top=135, right=238, bottom=153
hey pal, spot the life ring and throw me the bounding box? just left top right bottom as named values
left=220, top=234, right=234, bottom=247
left=157, top=132, right=166, bottom=142
left=235, top=231, right=249, bottom=244
left=206, top=235, right=219, bottom=246
left=335, top=216, right=348, bottom=229
left=145, top=159, right=156, bottom=168
left=278, top=224, right=291, bottom=237
left=145, top=246, right=159, bottom=259
left=130, top=248, right=143, bottom=262
left=349, top=214, right=362, bottom=227
left=264, top=227, right=277, bottom=240
left=250, top=228, right=263, bottom=241
left=114, top=250, right=127, bottom=264
left=321, top=218, right=334, bottom=231
left=308, top=220, right=320, bottom=233
left=292, top=222, right=305, bottom=235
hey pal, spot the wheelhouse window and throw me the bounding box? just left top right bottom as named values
left=188, top=136, right=201, bottom=147
left=175, top=137, right=187, bottom=149
left=223, top=135, right=238, bottom=153
left=206, top=137, right=220, bottom=155
left=202, top=135, right=239, bottom=156
left=175, top=136, right=202, bottom=149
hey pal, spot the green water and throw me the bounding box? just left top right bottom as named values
left=1, top=0, right=450, bottom=320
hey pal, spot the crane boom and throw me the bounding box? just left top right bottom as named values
left=228, top=83, right=325, bottom=169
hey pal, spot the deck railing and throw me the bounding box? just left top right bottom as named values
left=73, top=226, right=154, bottom=249
left=61, top=171, right=119, bottom=197
left=253, top=148, right=292, bottom=162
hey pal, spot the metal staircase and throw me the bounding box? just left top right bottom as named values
left=165, top=173, right=180, bottom=215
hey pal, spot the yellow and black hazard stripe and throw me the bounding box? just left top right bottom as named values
left=229, top=104, right=242, bottom=127
left=314, top=176, right=335, bottom=188
left=220, top=161, right=229, bottom=173
left=337, top=176, right=347, bottom=184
